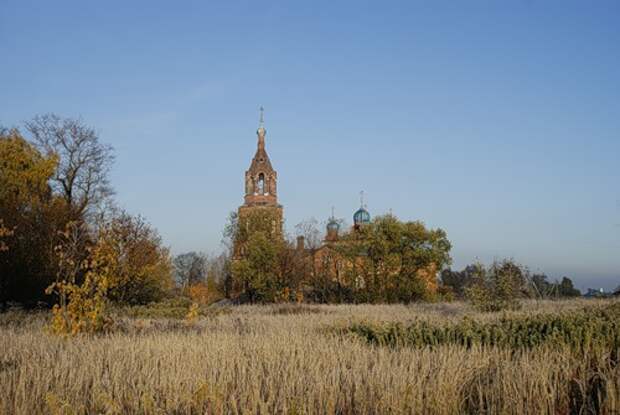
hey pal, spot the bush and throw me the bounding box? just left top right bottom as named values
left=346, top=303, right=620, bottom=352
left=466, top=260, right=525, bottom=312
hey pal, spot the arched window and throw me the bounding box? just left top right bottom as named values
left=257, top=173, right=265, bottom=194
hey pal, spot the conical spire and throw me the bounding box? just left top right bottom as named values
left=257, top=106, right=266, bottom=149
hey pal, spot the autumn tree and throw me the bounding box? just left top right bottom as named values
left=0, top=220, right=12, bottom=252
left=334, top=214, right=452, bottom=303
left=93, top=212, right=173, bottom=305
left=25, top=114, right=114, bottom=219
left=0, top=129, right=72, bottom=306
left=46, top=221, right=111, bottom=335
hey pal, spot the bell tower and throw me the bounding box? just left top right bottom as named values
left=234, top=108, right=284, bottom=258
left=243, top=107, right=279, bottom=207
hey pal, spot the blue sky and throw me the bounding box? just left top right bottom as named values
left=1, top=1, right=619, bottom=290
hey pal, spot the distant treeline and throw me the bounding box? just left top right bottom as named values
left=0, top=115, right=588, bottom=317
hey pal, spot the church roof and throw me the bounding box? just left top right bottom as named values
left=248, top=147, right=274, bottom=174
left=247, top=107, right=275, bottom=175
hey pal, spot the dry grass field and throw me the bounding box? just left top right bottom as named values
left=1, top=299, right=619, bottom=414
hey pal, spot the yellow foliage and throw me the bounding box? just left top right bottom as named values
left=46, top=223, right=115, bottom=336
left=295, top=290, right=304, bottom=304
left=46, top=270, right=114, bottom=336
left=0, top=219, right=12, bottom=252
left=188, top=283, right=211, bottom=305
left=47, top=211, right=174, bottom=335
left=95, top=213, right=173, bottom=305
left=280, top=287, right=291, bottom=303
left=45, top=393, right=82, bottom=415
left=185, top=303, right=200, bottom=323
left=0, top=130, right=58, bottom=206
left=416, top=262, right=439, bottom=294
left=274, top=287, right=304, bottom=304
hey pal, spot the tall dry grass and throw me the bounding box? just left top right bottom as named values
left=1, top=299, right=619, bottom=414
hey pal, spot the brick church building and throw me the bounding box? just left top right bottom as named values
left=233, top=109, right=371, bottom=263
left=231, top=109, right=441, bottom=300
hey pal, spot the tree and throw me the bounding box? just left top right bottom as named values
left=25, top=114, right=114, bottom=219
left=335, top=214, right=452, bottom=303
left=230, top=232, right=282, bottom=302
left=0, top=129, right=72, bottom=306
left=527, top=273, right=580, bottom=298
left=530, top=273, right=553, bottom=298
left=466, top=260, right=526, bottom=312
left=558, top=277, right=581, bottom=297
left=0, top=220, right=12, bottom=252
left=440, top=264, right=479, bottom=299
left=173, top=252, right=207, bottom=289
left=221, top=211, right=238, bottom=253
left=46, top=221, right=111, bottom=336
left=93, top=212, right=173, bottom=305
left=295, top=218, right=322, bottom=249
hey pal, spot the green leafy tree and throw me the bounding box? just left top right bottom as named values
left=335, top=214, right=452, bottom=303
left=558, top=276, right=581, bottom=297
left=231, top=231, right=282, bottom=302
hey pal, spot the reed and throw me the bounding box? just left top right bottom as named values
left=0, top=299, right=618, bottom=414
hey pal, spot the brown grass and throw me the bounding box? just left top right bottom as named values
left=1, top=299, right=619, bottom=414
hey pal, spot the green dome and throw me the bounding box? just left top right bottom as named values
left=353, top=208, right=370, bottom=225
left=327, top=218, right=340, bottom=232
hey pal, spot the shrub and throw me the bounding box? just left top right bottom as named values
left=46, top=261, right=113, bottom=336
left=466, top=260, right=525, bottom=312
left=45, top=223, right=113, bottom=336
left=185, top=303, right=200, bottom=323
left=346, top=303, right=620, bottom=352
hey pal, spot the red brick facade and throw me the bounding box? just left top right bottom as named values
left=234, top=120, right=284, bottom=259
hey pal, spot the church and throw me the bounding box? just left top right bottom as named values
left=233, top=108, right=371, bottom=261
left=231, top=109, right=441, bottom=301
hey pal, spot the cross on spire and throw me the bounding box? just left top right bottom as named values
left=259, top=106, right=264, bottom=127
left=360, top=190, right=365, bottom=208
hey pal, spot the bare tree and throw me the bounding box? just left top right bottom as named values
left=294, top=217, right=322, bottom=249
left=173, top=252, right=208, bottom=289
left=25, top=114, right=114, bottom=218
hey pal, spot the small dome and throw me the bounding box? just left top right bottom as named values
left=353, top=208, right=371, bottom=225
left=256, top=126, right=266, bottom=136
left=327, top=218, right=340, bottom=232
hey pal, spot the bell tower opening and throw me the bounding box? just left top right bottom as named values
left=257, top=173, right=265, bottom=194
